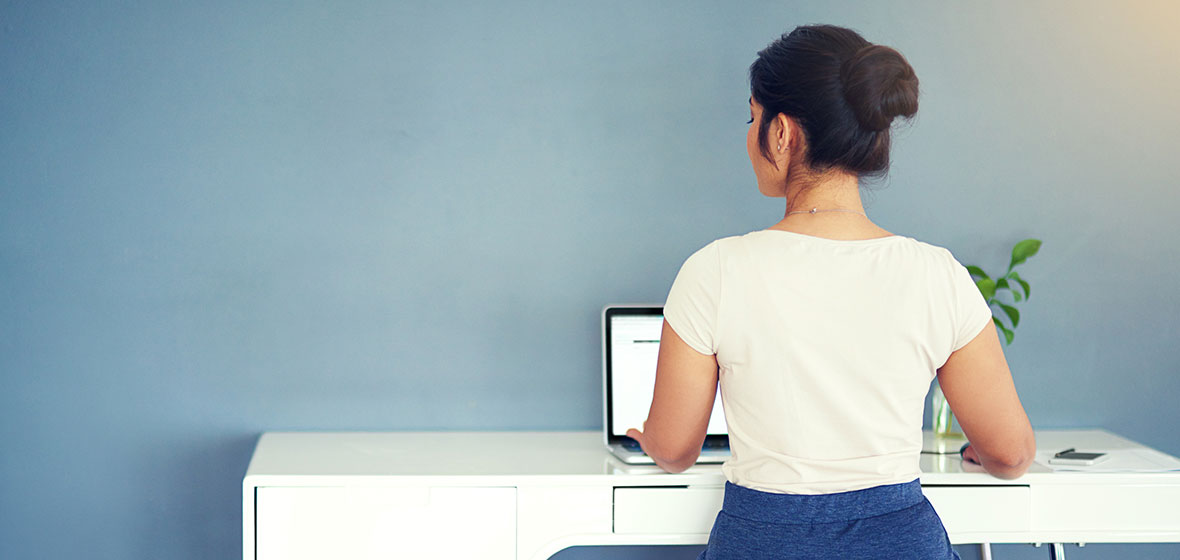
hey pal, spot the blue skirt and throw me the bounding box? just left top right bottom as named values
left=698, top=480, right=959, bottom=560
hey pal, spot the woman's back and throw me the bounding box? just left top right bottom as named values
left=666, top=231, right=991, bottom=493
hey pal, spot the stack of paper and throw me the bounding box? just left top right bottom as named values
left=1035, top=448, right=1180, bottom=473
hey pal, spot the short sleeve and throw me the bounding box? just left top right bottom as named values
left=949, top=256, right=993, bottom=352
left=664, top=242, right=721, bottom=355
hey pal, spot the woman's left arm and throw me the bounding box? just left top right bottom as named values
left=626, top=320, right=719, bottom=473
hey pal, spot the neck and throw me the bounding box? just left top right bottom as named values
left=767, top=169, right=893, bottom=241
left=782, top=169, right=864, bottom=217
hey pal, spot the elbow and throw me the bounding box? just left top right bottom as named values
left=640, top=429, right=705, bottom=473
left=647, top=441, right=701, bottom=473
left=984, top=439, right=1037, bottom=479
left=653, top=452, right=698, bottom=473
left=985, top=454, right=1034, bottom=480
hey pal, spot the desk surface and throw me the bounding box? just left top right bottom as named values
left=245, top=429, right=1180, bottom=486
left=245, top=429, right=1180, bottom=558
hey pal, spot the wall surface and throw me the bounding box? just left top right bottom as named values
left=2, top=1, right=1178, bottom=559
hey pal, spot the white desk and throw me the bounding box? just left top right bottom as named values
left=243, top=430, right=1180, bottom=559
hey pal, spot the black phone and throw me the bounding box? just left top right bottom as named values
left=1049, top=450, right=1107, bottom=466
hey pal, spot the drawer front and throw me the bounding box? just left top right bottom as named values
left=615, top=485, right=1033, bottom=536
left=1032, top=484, right=1180, bottom=532
left=256, top=486, right=515, bottom=560
left=924, top=486, right=1031, bottom=534
left=614, top=486, right=724, bottom=534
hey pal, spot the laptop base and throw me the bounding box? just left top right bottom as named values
left=607, top=443, right=730, bottom=465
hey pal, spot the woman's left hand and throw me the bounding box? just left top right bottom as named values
left=625, top=427, right=647, bottom=451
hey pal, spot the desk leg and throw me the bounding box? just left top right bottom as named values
left=1049, top=543, right=1066, bottom=559
left=979, top=543, right=992, bottom=560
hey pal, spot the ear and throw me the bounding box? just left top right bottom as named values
left=771, top=113, right=794, bottom=162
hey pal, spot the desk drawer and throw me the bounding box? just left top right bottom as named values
left=614, top=486, right=724, bottom=534
left=615, top=485, right=1033, bottom=536
left=924, top=485, right=1031, bottom=534
left=256, top=486, right=515, bottom=560
left=1032, top=484, right=1180, bottom=532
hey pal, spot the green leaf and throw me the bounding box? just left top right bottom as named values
left=1008, top=239, right=1042, bottom=271
left=994, top=317, right=1015, bottom=345
left=976, top=278, right=997, bottom=302
left=998, top=303, right=1021, bottom=328
left=1009, top=271, right=1031, bottom=300
left=966, top=265, right=989, bottom=280
left=996, top=278, right=1010, bottom=291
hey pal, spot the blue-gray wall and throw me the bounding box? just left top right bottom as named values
left=2, top=1, right=1178, bottom=559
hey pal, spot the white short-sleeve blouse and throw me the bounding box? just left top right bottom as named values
left=664, top=230, right=991, bottom=495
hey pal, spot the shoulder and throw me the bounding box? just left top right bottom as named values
left=696, top=231, right=783, bottom=257
left=889, top=237, right=967, bottom=268
left=672, top=234, right=758, bottom=287
left=680, top=234, right=747, bottom=264
left=696, top=233, right=749, bottom=252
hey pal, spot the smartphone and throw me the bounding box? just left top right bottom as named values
left=1049, top=451, right=1108, bottom=466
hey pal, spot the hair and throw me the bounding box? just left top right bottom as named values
left=749, top=25, right=919, bottom=177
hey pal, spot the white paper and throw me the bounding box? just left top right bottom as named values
left=1035, top=448, right=1180, bottom=473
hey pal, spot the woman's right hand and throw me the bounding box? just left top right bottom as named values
left=937, top=323, right=1037, bottom=479
left=961, top=443, right=982, bottom=466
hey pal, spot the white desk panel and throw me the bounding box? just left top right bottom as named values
left=244, top=430, right=1180, bottom=560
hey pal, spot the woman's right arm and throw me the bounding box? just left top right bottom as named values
left=937, top=323, right=1037, bottom=479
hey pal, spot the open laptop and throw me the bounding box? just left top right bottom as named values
left=602, top=305, right=729, bottom=464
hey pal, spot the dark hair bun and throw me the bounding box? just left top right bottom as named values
left=749, top=25, right=919, bottom=176
left=840, top=45, right=919, bottom=132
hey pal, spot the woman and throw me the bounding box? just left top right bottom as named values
left=626, top=25, right=1036, bottom=559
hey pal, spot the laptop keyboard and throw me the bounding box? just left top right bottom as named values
left=621, top=439, right=728, bottom=452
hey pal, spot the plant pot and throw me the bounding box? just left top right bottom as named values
left=931, top=381, right=963, bottom=439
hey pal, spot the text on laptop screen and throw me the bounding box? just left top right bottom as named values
left=610, top=314, right=727, bottom=436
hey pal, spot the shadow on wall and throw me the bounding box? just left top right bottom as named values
left=140, top=432, right=258, bottom=559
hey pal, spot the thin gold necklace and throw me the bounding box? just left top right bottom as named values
left=786, top=207, right=867, bottom=217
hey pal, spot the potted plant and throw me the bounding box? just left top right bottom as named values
left=931, top=239, right=1042, bottom=440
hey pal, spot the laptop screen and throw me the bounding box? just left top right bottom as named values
left=605, top=307, right=727, bottom=437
